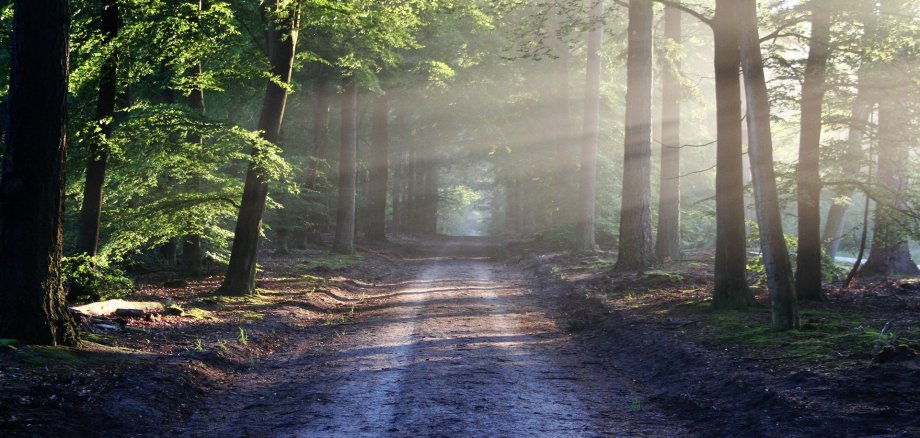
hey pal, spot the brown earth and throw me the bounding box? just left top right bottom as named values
left=2, top=236, right=918, bottom=437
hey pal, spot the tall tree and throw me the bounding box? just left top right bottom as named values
left=219, top=0, right=299, bottom=295
left=182, top=61, right=206, bottom=277
left=795, top=0, right=832, bottom=301
left=76, top=0, right=120, bottom=256
left=576, top=0, right=604, bottom=251
left=0, top=0, right=77, bottom=345
left=366, top=93, right=389, bottom=241
left=859, top=0, right=919, bottom=278
left=615, top=0, right=656, bottom=271
left=655, top=3, right=682, bottom=263
left=712, top=0, right=755, bottom=309
left=332, top=78, right=358, bottom=253
left=739, top=0, right=799, bottom=330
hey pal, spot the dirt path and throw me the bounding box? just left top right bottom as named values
left=178, top=252, right=684, bottom=437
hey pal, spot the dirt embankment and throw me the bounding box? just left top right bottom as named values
left=517, top=250, right=920, bottom=437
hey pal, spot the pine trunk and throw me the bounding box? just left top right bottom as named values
left=219, top=1, right=298, bottom=295
left=739, top=0, right=799, bottom=330
left=655, top=4, right=682, bottom=263
left=615, top=0, right=656, bottom=272
left=366, top=95, right=389, bottom=241
left=182, top=62, right=206, bottom=278
left=713, top=0, right=754, bottom=309
left=576, top=0, right=604, bottom=251
left=76, top=0, right=119, bottom=256
left=795, top=1, right=831, bottom=301
left=0, top=0, right=77, bottom=345
left=332, top=79, right=358, bottom=253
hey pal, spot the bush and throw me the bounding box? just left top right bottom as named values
left=62, top=254, right=134, bottom=302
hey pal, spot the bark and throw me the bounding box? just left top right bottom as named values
left=219, top=1, right=298, bottom=295
left=739, top=0, right=799, bottom=330
left=615, top=0, right=656, bottom=272
left=76, top=0, right=119, bottom=256
left=859, top=0, right=918, bottom=278
left=655, top=4, right=682, bottom=263
left=366, top=94, right=389, bottom=241
left=420, top=153, right=439, bottom=235
left=332, top=79, right=358, bottom=253
left=860, top=89, right=919, bottom=277
left=712, top=0, right=754, bottom=309
left=794, top=1, right=831, bottom=301
left=0, top=0, right=77, bottom=345
left=576, top=0, right=604, bottom=251
left=307, top=76, right=333, bottom=188
left=182, top=62, right=206, bottom=278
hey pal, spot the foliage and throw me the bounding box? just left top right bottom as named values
left=61, top=254, right=134, bottom=302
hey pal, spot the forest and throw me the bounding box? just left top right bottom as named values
left=1, top=0, right=919, bottom=436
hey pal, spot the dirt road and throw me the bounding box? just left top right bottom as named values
left=180, top=250, right=684, bottom=437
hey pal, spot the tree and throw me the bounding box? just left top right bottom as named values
left=655, top=3, right=682, bottom=263
left=332, top=78, right=358, bottom=253
left=182, top=60, right=206, bottom=277
left=576, top=0, right=604, bottom=251
left=366, top=93, right=390, bottom=241
left=795, top=0, right=832, bottom=301
left=739, top=0, right=799, bottom=330
left=859, top=0, right=919, bottom=278
left=76, top=0, right=120, bottom=257
left=712, top=0, right=755, bottom=309
left=219, top=0, right=299, bottom=295
left=615, top=0, right=656, bottom=272
left=0, top=0, right=78, bottom=345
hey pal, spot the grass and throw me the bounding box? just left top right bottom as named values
left=185, top=308, right=216, bottom=320
left=18, top=346, right=82, bottom=366
left=707, top=308, right=883, bottom=362
left=296, top=254, right=363, bottom=271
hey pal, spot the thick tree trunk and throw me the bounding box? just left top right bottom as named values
left=795, top=1, right=831, bottom=301
left=0, top=0, right=77, bottom=345
left=576, top=0, right=604, bottom=251
left=182, top=62, right=206, bottom=278
left=739, top=0, right=799, bottom=330
left=76, top=0, right=119, bottom=256
left=655, top=4, right=682, bottom=263
left=615, top=0, right=656, bottom=272
left=712, top=0, right=754, bottom=309
left=366, top=95, right=389, bottom=241
left=332, top=79, right=358, bottom=253
left=219, top=1, right=298, bottom=295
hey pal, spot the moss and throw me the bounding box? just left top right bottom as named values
left=676, top=298, right=712, bottom=310
left=709, top=308, right=881, bottom=362
left=296, top=254, right=363, bottom=271
left=185, top=308, right=216, bottom=320
left=18, top=347, right=81, bottom=366
left=641, top=270, right=684, bottom=284
left=241, top=312, right=264, bottom=321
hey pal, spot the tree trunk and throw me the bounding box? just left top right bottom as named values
left=0, top=0, right=77, bottom=345
left=576, top=0, right=604, bottom=251
left=76, top=0, right=119, bottom=256
left=332, top=78, right=358, bottom=253
left=822, top=85, right=871, bottom=259
left=219, top=0, right=298, bottom=295
left=739, top=0, right=799, bottom=330
left=655, top=4, right=682, bottom=263
left=182, top=61, right=206, bottom=278
left=794, top=0, right=831, bottom=301
left=712, top=0, right=755, bottom=309
left=366, top=94, right=389, bottom=241
left=859, top=0, right=918, bottom=278
left=615, top=0, right=656, bottom=272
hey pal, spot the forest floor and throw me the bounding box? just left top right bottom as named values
left=1, top=236, right=919, bottom=437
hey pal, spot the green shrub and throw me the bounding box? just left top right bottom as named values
left=62, top=254, right=134, bottom=302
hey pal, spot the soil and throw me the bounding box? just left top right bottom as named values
left=1, top=236, right=918, bottom=437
